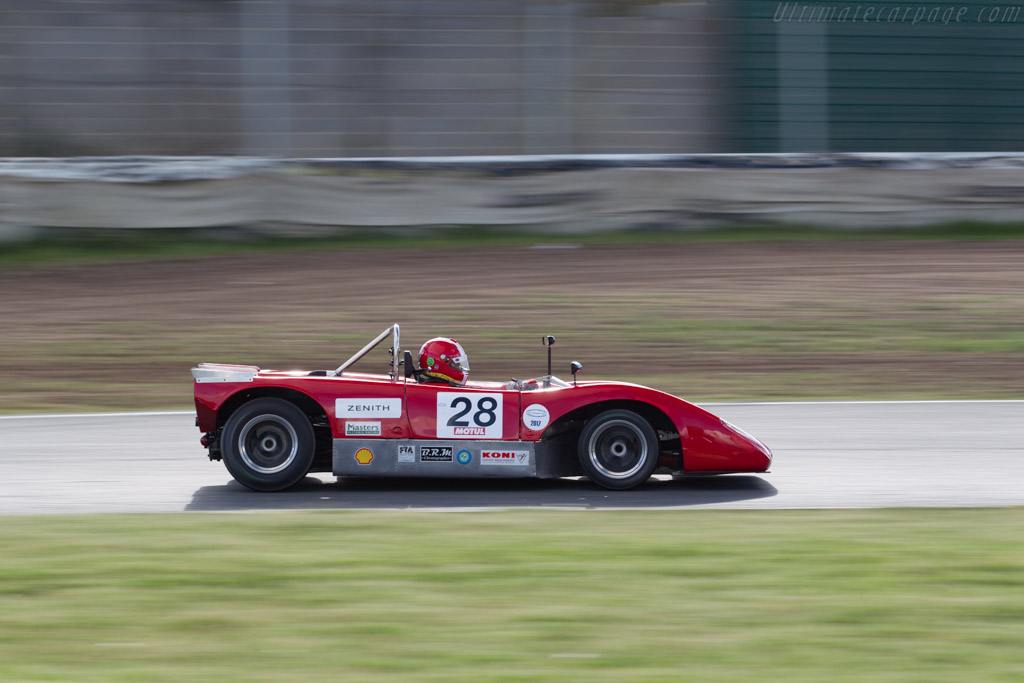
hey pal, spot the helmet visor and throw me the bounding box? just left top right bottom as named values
left=451, top=341, right=469, bottom=372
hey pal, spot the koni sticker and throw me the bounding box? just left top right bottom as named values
left=420, top=446, right=453, bottom=462
left=345, top=421, right=381, bottom=437
left=523, top=404, right=551, bottom=431
left=397, top=445, right=416, bottom=463
left=336, top=398, right=402, bottom=418
left=436, top=392, right=503, bottom=439
left=480, top=450, right=530, bottom=466
left=354, top=448, right=374, bottom=465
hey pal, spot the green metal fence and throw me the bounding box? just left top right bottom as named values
left=728, top=0, right=1024, bottom=151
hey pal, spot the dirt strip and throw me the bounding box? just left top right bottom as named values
left=1, top=240, right=1021, bottom=411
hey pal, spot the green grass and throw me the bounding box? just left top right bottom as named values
left=2, top=221, right=1023, bottom=267
left=1, top=509, right=1023, bottom=681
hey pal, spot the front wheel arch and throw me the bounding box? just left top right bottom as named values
left=577, top=408, right=660, bottom=490
left=541, top=399, right=682, bottom=472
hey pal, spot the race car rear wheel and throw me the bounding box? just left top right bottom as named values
left=221, top=398, right=316, bottom=491
left=578, top=409, right=659, bottom=490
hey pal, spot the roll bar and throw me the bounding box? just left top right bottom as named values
left=334, top=323, right=400, bottom=379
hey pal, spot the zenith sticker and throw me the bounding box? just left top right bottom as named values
left=480, top=450, right=530, bottom=466
left=456, top=449, right=472, bottom=465
left=345, top=421, right=382, bottom=437
left=523, top=404, right=551, bottom=431
left=420, top=446, right=453, bottom=462
left=354, top=448, right=374, bottom=465
left=336, top=398, right=401, bottom=419
left=397, top=445, right=416, bottom=463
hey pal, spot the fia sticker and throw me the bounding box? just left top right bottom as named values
left=436, top=393, right=503, bottom=439
left=354, top=448, right=374, bottom=465
left=397, top=445, right=415, bottom=463
left=456, top=450, right=472, bottom=465
left=523, top=404, right=550, bottom=431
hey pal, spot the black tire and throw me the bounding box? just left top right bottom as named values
left=577, top=409, right=659, bottom=490
left=221, top=398, right=316, bottom=491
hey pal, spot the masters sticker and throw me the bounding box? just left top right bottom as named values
left=523, top=404, right=551, bottom=431
left=397, top=445, right=416, bottom=463
left=354, top=448, right=374, bottom=465
left=456, top=449, right=472, bottom=465
left=345, top=421, right=381, bottom=437
left=420, top=446, right=453, bottom=462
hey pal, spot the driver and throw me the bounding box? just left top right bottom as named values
left=417, top=337, right=470, bottom=387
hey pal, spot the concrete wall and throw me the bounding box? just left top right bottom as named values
left=0, top=0, right=725, bottom=157
left=5, top=154, right=1024, bottom=237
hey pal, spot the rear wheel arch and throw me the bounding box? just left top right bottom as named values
left=220, top=397, right=316, bottom=491
left=216, top=387, right=332, bottom=472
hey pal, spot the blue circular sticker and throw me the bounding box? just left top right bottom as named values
left=456, top=450, right=472, bottom=465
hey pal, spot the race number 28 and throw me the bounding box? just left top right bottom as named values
left=437, top=393, right=503, bottom=439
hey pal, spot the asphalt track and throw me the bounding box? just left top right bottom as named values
left=0, top=401, right=1020, bottom=515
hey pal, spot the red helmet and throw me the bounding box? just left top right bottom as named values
left=418, top=337, right=469, bottom=386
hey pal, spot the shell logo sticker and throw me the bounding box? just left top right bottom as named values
left=354, top=448, right=374, bottom=465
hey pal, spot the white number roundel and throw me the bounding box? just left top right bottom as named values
left=437, top=393, right=503, bottom=439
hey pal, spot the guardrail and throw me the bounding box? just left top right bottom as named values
left=3, top=154, right=1024, bottom=238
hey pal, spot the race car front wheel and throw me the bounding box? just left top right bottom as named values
left=578, top=409, right=659, bottom=490
left=221, top=398, right=316, bottom=491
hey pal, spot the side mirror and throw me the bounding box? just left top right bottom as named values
left=570, top=360, right=582, bottom=386
left=542, top=335, right=556, bottom=376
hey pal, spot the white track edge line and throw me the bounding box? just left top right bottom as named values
left=0, top=400, right=1020, bottom=421
left=0, top=410, right=194, bottom=420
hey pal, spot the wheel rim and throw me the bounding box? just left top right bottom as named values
left=586, top=419, right=648, bottom=480
left=238, top=414, right=298, bottom=474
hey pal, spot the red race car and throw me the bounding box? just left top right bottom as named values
left=192, top=324, right=771, bottom=491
